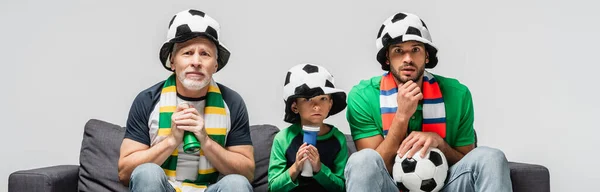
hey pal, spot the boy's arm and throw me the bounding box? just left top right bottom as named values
left=267, top=133, right=298, bottom=191
left=313, top=132, right=348, bottom=192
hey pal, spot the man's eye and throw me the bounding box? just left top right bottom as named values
left=201, top=52, right=210, bottom=56
left=394, top=48, right=403, bottom=53
left=412, top=47, right=421, bottom=52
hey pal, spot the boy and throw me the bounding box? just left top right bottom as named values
left=268, top=64, right=348, bottom=192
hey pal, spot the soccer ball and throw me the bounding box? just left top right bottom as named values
left=393, top=147, right=448, bottom=192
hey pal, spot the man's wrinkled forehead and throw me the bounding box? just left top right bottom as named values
left=173, top=36, right=217, bottom=52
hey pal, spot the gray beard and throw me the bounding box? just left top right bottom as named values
left=177, top=73, right=210, bottom=91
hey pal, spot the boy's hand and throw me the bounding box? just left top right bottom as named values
left=306, top=145, right=321, bottom=173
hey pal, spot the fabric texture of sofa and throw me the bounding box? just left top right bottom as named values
left=9, top=119, right=550, bottom=192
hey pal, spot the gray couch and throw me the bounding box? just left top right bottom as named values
left=9, top=119, right=550, bottom=192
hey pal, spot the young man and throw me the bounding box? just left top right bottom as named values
left=268, top=64, right=348, bottom=192
left=344, top=12, right=513, bottom=192
left=118, top=9, right=254, bottom=192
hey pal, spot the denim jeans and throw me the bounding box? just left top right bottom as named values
left=344, top=147, right=513, bottom=192
left=129, top=163, right=253, bottom=192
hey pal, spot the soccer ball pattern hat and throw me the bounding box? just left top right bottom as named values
left=159, top=9, right=231, bottom=72
left=283, top=64, right=347, bottom=123
left=375, top=12, right=438, bottom=69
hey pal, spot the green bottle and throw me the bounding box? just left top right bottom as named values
left=183, top=131, right=200, bottom=154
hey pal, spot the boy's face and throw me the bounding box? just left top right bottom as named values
left=292, top=95, right=333, bottom=126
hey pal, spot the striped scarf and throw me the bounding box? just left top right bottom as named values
left=380, top=71, right=446, bottom=138
left=157, top=74, right=230, bottom=191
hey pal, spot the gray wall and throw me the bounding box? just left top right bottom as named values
left=1, top=0, right=597, bottom=191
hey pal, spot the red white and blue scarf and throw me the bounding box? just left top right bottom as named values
left=379, top=71, right=446, bottom=138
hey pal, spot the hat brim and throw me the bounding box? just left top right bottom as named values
left=159, top=33, right=231, bottom=72
left=376, top=37, right=438, bottom=69
left=283, top=87, right=347, bottom=123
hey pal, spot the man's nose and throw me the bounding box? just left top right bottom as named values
left=402, top=53, right=413, bottom=64
left=190, top=54, right=202, bottom=67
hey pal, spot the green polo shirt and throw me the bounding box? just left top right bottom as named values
left=346, top=74, right=475, bottom=147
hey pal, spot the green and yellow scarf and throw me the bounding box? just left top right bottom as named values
left=157, top=74, right=230, bottom=190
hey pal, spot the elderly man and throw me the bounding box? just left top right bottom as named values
left=118, top=9, right=254, bottom=192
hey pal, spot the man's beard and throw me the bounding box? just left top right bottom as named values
left=177, top=72, right=210, bottom=91
left=391, top=62, right=425, bottom=84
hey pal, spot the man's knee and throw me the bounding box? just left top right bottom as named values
left=471, top=147, right=508, bottom=163
left=216, top=174, right=252, bottom=191
left=462, top=147, right=509, bottom=171
left=346, top=149, right=386, bottom=175
left=347, top=148, right=381, bottom=166
left=130, top=163, right=167, bottom=184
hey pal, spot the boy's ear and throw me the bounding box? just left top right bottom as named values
left=291, top=102, right=298, bottom=114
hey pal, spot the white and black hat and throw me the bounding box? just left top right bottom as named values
left=376, top=12, right=438, bottom=69
left=159, top=9, right=231, bottom=72
left=282, top=64, right=347, bottom=123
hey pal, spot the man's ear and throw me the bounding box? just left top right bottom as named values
left=169, top=55, right=176, bottom=71
left=425, top=51, right=430, bottom=64
left=170, top=43, right=179, bottom=70
left=385, top=52, right=390, bottom=64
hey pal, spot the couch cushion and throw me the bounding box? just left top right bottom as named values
left=346, top=135, right=357, bottom=154
left=509, top=162, right=550, bottom=192
left=9, top=165, right=79, bottom=192
left=78, top=119, right=128, bottom=192
left=249, top=124, right=279, bottom=192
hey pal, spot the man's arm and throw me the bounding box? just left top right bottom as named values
left=119, top=90, right=180, bottom=186
left=201, top=87, right=255, bottom=181
left=118, top=101, right=193, bottom=186
left=201, top=141, right=255, bottom=181
left=354, top=116, right=409, bottom=173
left=175, top=106, right=255, bottom=181
left=398, top=131, right=474, bottom=165
left=118, top=136, right=179, bottom=185
left=436, top=86, right=476, bottom=165
left=399, top=86, right=476, bottom=165
left=348, top=81, right=422, bottom=173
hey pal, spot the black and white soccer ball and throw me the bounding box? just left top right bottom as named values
left=393, top=147, right=448, bottom=192
left=282, top=64, right=346, bottom=123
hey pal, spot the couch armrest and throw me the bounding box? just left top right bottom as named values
left=509, top=162, right=550, bottom=192
left=9, top=165, right=79, bottom=192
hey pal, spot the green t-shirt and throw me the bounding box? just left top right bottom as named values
left=268, top=124, right=348, bottom=192
left=346, top=74, right=475, bottom=147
